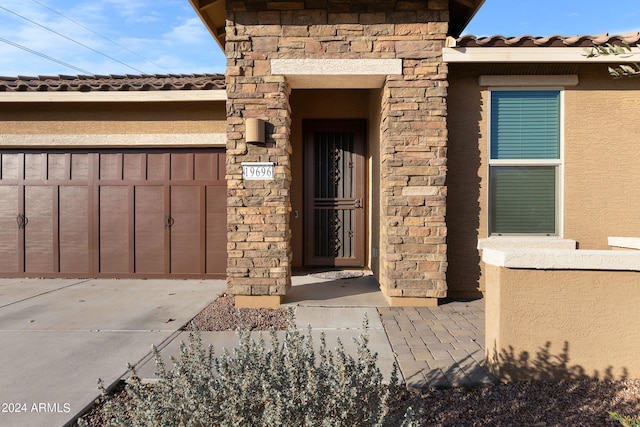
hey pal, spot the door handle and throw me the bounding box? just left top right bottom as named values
left=164, top=214, right=175, bottom=229
left=354, top=199, right=362, bottom=209
left=16, top=214, right=27, bottom=229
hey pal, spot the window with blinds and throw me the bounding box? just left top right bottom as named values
left=489, top=90, right=561, bottom=235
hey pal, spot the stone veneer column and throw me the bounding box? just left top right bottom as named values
left=378, top=24, right=449, bottom=306
left=224, top=0, right=450, bottom=307
left=225, top=35, right=292, bottom=307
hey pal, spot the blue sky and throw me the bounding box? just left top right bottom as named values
left=0, top=0, right=638, bottom=77
left=465, top=0, right=640, bottom=37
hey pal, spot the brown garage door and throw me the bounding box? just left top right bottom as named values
left=0, top=149, right=226, bottom=279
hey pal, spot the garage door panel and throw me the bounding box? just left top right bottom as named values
left=135, top=186, right=165, bottom=274
left=48, top=154, right=67, bottom=180
left=124, top=153, right=145, bottom=181
left=195, top=153, right=216, bottom=181
left=170, top=186, right=201, bottom=274
left=59, top=186, right=89, bottom=274
left=71, top=154, right=89, bottom=181
left=170, top=153, right=193, bottom=181
left=1, top=154, right=21, bottom=180
left=147, top=154, right=166, bottom=181
left=99, top=186, right=131, bottom=274
left=25, top=153, right=45, bottom=180
left=99, top=153, right=122, bottom=180
left=24, top=186, right=54, bottom=273
left=206, top=186, right=226, bottom=275
left=0, top=187, right=20, bottom=273
left=217, top=153, right=226, bottom=181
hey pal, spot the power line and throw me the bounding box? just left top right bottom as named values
left=0, top=4, right=146, bottom=74
left=30, top=0, right=170, bottom=73
left=0, top=36, right=93, bottom=75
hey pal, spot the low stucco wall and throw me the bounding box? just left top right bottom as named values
left=485, top=250, right=640, bottom=382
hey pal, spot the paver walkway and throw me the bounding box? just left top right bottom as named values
left=379, top=299, right=497, bottom=389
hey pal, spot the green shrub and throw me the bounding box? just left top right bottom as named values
left=80, top=311, right=417, bottom=426
left=610, top=411, right=640, bottom=427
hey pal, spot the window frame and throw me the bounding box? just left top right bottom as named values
left=487, top=87, right=564, bottom=237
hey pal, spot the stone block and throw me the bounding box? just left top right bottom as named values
left=395, top=23, right=428, bottom=35
left=329, top=13, right=359, bottom=25
left=359, top=13, right=386, bottom=25
left=350, top=39, right=373, bottom=52
left=309, top=24, right=335, bottom=36
left=282, top=25, right=309, bottom=36
left=292, top=9, right=327, bottom=25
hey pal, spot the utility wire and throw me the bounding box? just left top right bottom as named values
left=0, top=4, right=146, bottom=74
left=0, top=36, right=93, bottom=75
left=30, top=0, right=170, bottom=73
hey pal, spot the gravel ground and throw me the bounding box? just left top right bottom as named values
left=76, top=295, right=640, bottom=426
left=184, top=293, right=290, bottom=331
left=412, top=379, right=640, bottom=426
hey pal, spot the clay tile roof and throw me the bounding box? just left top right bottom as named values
left=0, top=73, right=226, bottom=92
left=457, top=32, right=640, bottom=48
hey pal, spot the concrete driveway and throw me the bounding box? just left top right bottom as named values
left=0, top=278, right=226, bottom=427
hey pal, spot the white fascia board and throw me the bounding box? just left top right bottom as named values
left=0, top=133, right=227, bottom=147
left=0, top=90, right=227, bottom=103
left=443, top=47, right=640, bottom=63
left=271, top=59, right=402, bottom=88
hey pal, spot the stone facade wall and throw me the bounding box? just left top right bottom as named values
left=225, top=0, right=449, bottom=301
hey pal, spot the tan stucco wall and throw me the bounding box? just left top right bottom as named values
left=289, top=89, right=372, bottom=268
left=447, top=63, right=640, bottom=297
left=0, top=101, right=226, bottom=135
left=563, top=69, right=640, bottom=248
left=447, top=68, right=485, bottom=298
left=485, top=263, right=640, bottom=381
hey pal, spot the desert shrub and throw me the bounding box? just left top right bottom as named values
left=80, top=311, right=417, bottom=426
left=610, top=412, right=640, bottom=427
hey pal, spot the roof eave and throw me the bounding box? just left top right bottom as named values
left=189, top=0, right=226, bottom=51
left=449, top=0, right=486, bottom=37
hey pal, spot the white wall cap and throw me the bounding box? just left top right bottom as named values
left=271, top=59, right=402, bottom=88
left=482, top=248, right=640, bottom=271
left=478, top=237, right=577, bottom=250
left=609, top=236, right=640, bottom=250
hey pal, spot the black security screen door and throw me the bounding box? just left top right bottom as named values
left=304, top=120, right=365, bottom=267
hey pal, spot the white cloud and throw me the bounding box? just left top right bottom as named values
left=165, top=17, right=210, bottom=45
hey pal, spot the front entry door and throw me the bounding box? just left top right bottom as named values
left=304, top=120, right=366, bottom=267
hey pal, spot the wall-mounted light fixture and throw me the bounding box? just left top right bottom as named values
left=246, top=118, right=265, bottom=144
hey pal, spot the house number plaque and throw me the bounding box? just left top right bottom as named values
left=242, top=162, right=274, bottom=180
